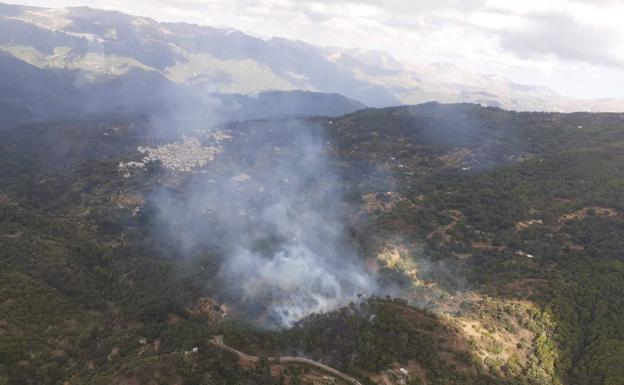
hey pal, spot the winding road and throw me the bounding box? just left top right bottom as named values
left=210, top=335, right=363, bottom=385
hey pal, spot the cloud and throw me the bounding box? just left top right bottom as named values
left=497, top=13, right=624, bottom=68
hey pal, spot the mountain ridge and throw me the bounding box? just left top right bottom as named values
left=1, top=2, right=623, bottom=112
left=0, top=47, right=366, bottom=128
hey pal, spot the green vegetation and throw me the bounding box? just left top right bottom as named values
left=2, top=104, right=624, bottom=384
left=341, top=105, right=624, bottom=385
left=224, top=299, right=507, bottom=385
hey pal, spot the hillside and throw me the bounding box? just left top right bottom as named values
left=1, top=3, right=623, bottom=113
left=1, top=103, right=624, bottom=385
left=0, top=51, right=82, bottom=126
left=0, top=50, right=365, bottom=128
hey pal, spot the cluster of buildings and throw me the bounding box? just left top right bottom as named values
left=138, top=136, right=222, bottom=172
left=119, top=134, right=230, bottom=175
left=117, top=160, right=145, bottom=178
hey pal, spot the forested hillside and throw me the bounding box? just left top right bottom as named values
left=1, top=103, right=624, bottom=385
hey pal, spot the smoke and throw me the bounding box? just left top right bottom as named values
left=149, top=118, right=379, bottom=327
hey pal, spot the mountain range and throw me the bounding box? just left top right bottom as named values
left=1, top=1, right=623, bottom=127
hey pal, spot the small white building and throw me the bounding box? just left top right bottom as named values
left=516, top=250, right=535, bottom=259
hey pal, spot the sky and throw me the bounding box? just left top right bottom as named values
left=12, top=0, right=624, bottom=99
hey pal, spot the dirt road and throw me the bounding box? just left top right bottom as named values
left=210, top=335, right=363, bottom=385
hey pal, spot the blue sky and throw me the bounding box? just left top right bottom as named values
left=13, top=0, right=624, bottom=99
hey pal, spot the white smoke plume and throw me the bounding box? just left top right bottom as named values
left=150, top=118, right=379, bottom=327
